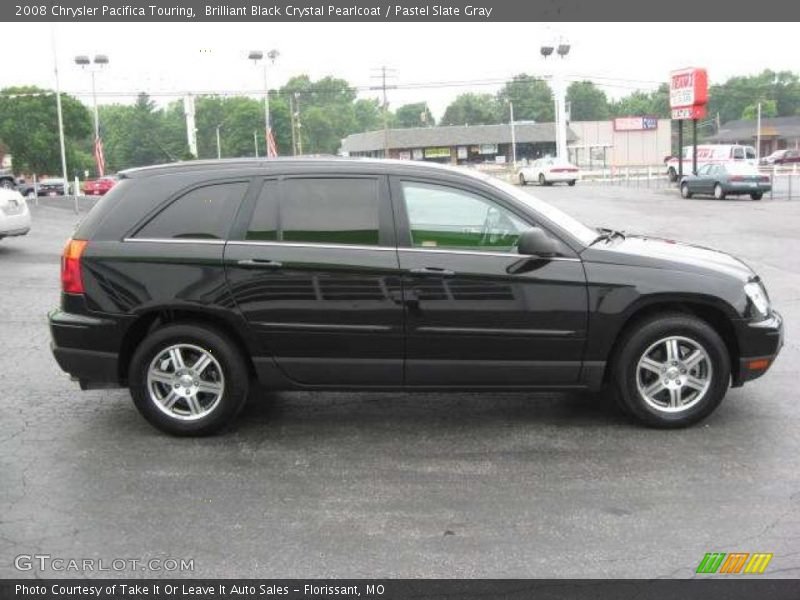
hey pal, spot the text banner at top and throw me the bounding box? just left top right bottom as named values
left=5, top=0, right=800, bottom=21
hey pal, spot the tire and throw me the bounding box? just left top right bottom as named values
left=567, top=180, right=577, bottom=186
left=667, top=168, right=678, bottom=182
left=0, top=178, right=13, bottom=189
left=539, top=173, right=547, bottom=186
left=750, top=192, right=763, bottom=201
left=713, top=183, right=726, bottom=200
left=519, top=173, right=527, bottom=186
left=25, top=191, right=35, bottom=200
left=612, top=313, right=730, bottom=428
left=129, top=323, right=250, bottom=436
left=680, top=183, right=692, bottom=199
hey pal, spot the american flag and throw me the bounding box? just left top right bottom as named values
left=94, top=135, right=106, bottom=177
left=266, top=126, right=278, bottom=158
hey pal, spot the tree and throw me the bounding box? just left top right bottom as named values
left=708, top=70, right=800, bottom=123
left=497, top=74, right=554, bottom=122
left=395, top=102, right=435, bottom=128
left=441, top=93, right=502, bottom=126
left=742, top=100, right=778, bottom=121
left=566, top=81, right=610, bottom=121
left=353, top=98, right=384, bottom=132
left=0, top=86, right=92, bottom=175
left=610, top=84, right=670, bottom=118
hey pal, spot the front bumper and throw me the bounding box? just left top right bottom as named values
left=733, top=310, right=784, bottom=386
left=49, top=309, right=123, bottom=389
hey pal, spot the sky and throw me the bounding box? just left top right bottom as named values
left=2, top=22, right=798, bottom=119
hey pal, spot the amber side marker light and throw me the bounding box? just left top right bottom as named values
left=747, top=359, right=770, bottom=371
left=61, top=239, right=88, bottom=294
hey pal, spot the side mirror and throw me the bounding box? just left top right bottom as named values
left=517, top=227, right=559, bottom=257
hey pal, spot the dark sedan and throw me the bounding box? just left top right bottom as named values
left=37, top=178, right=66, bottom=196
left=680, top=164, right=771, bottom=200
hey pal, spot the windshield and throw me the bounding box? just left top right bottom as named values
left=487, top=177, right=598, bottom=246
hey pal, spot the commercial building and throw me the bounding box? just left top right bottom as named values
left=340, top=122, right=575, bottom=164
left=707, top=116, right=800, bottom=156
left=341, top=118, right=672, bottom=168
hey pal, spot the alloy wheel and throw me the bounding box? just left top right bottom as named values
left=635, top=336, right=712, bottom=413
left=146, top=343, right=225, bottom=421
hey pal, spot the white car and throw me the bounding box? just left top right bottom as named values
left=518, top=158, right=580, bottom=186
left=0, top=189, right=31, bottom=240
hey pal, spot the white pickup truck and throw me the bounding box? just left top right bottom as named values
left=666, top=144, right=757, bottom=181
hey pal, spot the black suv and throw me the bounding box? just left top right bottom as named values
left=49, top=158, right=783, bottom=435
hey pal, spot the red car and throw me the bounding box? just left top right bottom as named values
left=82, top=176, right=117, bottom=196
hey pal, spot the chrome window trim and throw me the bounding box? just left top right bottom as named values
left=226, top=240, right=396, bottom=252
left=123, top=237, right=225, bottom=245
left=399, top=247, right=581, bottom=261
left=225, top=239, right=580, bottom=261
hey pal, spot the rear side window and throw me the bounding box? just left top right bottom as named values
left=245, top=178, right=380, bottom=246
left=135, top=181, right=248, bottom=240
left=745, top=147, right=756, bottom=159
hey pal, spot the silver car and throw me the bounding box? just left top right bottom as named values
left=680, top=163, right=771, bottom=201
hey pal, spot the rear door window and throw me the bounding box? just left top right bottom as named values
left=135, top=181, right=248, bottom=240
left=279, top=178, right=380, bottom=246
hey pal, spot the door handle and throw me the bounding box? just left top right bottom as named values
left=409, top=267, right=455, bottom=277
left=236, top=258, right=283, bottom=269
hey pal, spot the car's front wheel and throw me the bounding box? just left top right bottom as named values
left=129, top=323, right=250, bottom=436
left=750, top=192, right=763, bottom=200
left=680, top=183, right=692, bottom=198
left=613, top=314, right=730, bottom=428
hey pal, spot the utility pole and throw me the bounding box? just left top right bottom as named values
left=254, top=131, right=259, bottom=157
left=509, top=101, right=517, bottom=168
left=293, top=92, right=303, bottom=155
left=183, top=94, right=198, bottom=158
left=289, top=94, right=298, bottom=156
left=756, top=102, right=762, bottom=161
left=370, top=66, right=397, bottom=158
left=216, top=125, right=222, bottom=159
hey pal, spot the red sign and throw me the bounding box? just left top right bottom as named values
left=671, top=106, right=707, bottom=120
left=670, top=68, right=708, bottom=109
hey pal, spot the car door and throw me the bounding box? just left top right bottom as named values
left=692, top=164, right=712, bottom=193
left=390, top=177, right=588, bottom=387
left=224, top=175, right=403, bottom=386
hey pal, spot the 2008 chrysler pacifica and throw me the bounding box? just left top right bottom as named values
left=49, top=158, right=784, bottom=435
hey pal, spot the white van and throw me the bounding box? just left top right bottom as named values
left=666, top=144, right=757, bottom=181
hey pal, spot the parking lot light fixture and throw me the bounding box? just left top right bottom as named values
left=248, top=49, right=280, bottom=157
left=74, top=53, right=109, bottom=176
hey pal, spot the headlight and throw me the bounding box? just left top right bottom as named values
left=745, top=281, right=770, bottom=317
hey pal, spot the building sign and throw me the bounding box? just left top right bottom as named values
left=613, top=116, right=658, bottom=131
left=478, top=143, right=498, bottom=155
left=671, top=106, right=707, bottom=120
left=457, top=146, right=468, bottom=160
left=424, top=147, right=451, bottom=159
left=670, top=67, right=708, bottom=120
left=412, top=148, right=424, bottom=160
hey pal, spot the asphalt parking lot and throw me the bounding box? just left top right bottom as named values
left=1, top=185, right=798, bottom=579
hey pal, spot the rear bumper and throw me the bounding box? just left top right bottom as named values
left=49, top=309, right=124, bottom=388
left=723, top=183, right=771, bottom=194
left=733, top=311, right=784, bottom=386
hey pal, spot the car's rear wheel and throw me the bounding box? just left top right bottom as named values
left=519, top=173, right=527, bottom=186
left=714, top=183, right=726, bottom=200
left=568, top=180, right=577, bottom=186
left=538, top=173, right=547, bottom=186
left=667, top=167, right=678, bottom=182
left=750, top=192, right=763, bottom=200
left=680, top=183, right=692, bottom=198
left=129, top=323, right=249, bottom=436
left=612, top=314, right=730, bottom=428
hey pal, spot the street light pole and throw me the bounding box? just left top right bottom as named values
left=50, top=26, right=69, bottom=209
left=216, top=125, right=222, bottom=159
left=75, top=53, right=109, bottom=175
left=541, top=37, right=571, bottom=162
left=248, top=49, right=279, bottom=157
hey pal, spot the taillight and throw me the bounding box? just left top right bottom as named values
left=760, top=175, right=770, bottom=182
left=61, top=239, right=88, bottom=294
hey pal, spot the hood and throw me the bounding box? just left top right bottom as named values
left=581, top=234, right=755, bottom=283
